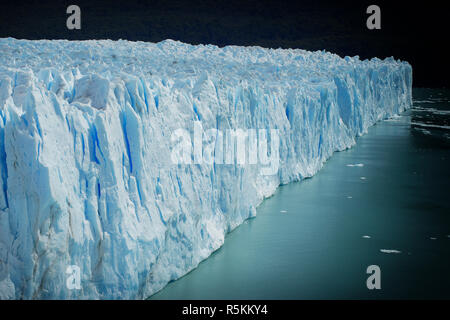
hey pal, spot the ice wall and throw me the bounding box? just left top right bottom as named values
left=0, top=38, right=412, bottom=299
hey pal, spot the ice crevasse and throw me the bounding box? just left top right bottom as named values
left=0, top=38, right=412, bottom=299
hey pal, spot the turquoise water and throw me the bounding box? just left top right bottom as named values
left=150, top=88, right=450, bottom=299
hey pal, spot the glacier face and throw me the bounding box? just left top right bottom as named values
left=0, top=38, right=412, bottom=299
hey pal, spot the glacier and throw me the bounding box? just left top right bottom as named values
left=0, top=38, right=412, bottom=299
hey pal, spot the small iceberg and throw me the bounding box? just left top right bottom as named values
left=380, top=249, right=402, bottom=254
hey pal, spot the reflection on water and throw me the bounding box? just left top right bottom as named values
left=150, top=88, right=450, bottom=300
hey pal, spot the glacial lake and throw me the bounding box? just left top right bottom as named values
left=150, top=88, right=450, bottom=299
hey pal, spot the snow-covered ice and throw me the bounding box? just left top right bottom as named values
left=0, top=38, right=412, bottom=299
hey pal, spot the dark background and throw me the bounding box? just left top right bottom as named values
left=0, top=0, right=449, bottom=88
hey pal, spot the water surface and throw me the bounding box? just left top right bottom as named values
left=150, top=88, right=450, bottom=299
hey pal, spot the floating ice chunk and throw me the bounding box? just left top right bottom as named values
left=346, top=163, right=364, bottom=167
left=384, top=114, right=402, bottom=122
left=362, top=235, right=371, bottom=239
left=280, top=210, right=287, bottom=213
left=411, top=122, right=450, bottom=130
left=414, top=128, right=432, bottom=135
left=380, top=249, right=402, bottom=254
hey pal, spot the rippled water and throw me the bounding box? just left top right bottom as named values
left=411, top=88, right=450, bottom=145
left=150, top=88, right=450, bottom=299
